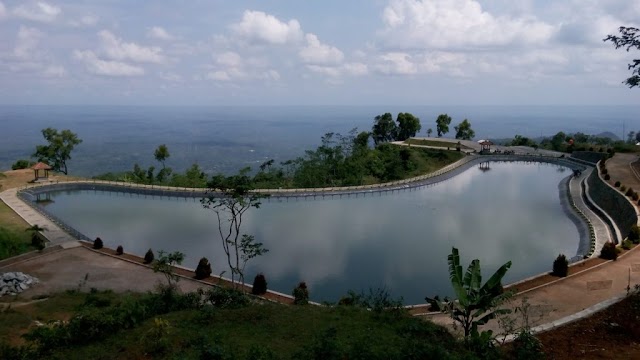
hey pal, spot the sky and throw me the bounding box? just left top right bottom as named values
left=0, top=0, right=638, bottom=106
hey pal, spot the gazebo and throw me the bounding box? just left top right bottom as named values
left=477, top=139, right=494, bottom=153
left=31, top=162, right=52, bottom=182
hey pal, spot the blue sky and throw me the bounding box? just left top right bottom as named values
left=0, top=0, right=638, bottom=105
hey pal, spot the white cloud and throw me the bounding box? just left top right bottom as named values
left=0, top=2, right=7, bottom=20
left=380, top=0, right=555, bottom=50
left=13, top=1, right=61, bottom=23
left=299, top=33, right=344, bottom=65
left=343, top=62, right=368, bottom=76
left=147, top=26, right=174, bottom=41
left=207, top=70, right=231, bottom=81
left=13, top=26, right=42, bottom=59
left=159, top=72, right=183, bottom=82
left=98, top=30, right=165, bottom=64
left=375, top=52, right=418, bottom=75
left=73, top=50, right=144, bottom=76
left=43, top=65, right=65, bottom=77
left=231, top=10, right=303, bottom=45
left=216, top=51, right=242, bottom=67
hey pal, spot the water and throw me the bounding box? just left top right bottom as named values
left=41, top=161, right=578, bottom=304
left=2, top=105, right=638, bottom=176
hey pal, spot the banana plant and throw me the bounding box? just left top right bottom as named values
left=436, top=247, right=513, bottom=339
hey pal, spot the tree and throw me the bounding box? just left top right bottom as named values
left=427, top=128, right=433, bottom=137
left=454, top=119, right=475, bottom=140
left=628, top=131, right=636, bottom=144
left=25, top=224, right=46, bottom=250
left=435, top=114, right=452, bottom=137
left=154, top=144, right=170, bottom=169
left=201, top=169, right=269, bottom=289
left=371, top=113, right=397, bottom=145
left=153, top=250, right=185, bottom=288
left=33, top=128, right=82, bottom=175
left=396, top=112, right=421, bottom=141
left=428, top=247, right=512, bottom=339
left=604, top=26, right=640, bottom=88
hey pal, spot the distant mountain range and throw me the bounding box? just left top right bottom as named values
left=491, top=131, right=621, bottom=145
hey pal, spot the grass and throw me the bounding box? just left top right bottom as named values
left=405, top=139, right=472, bottom=149
left=0, top=200, right=34, bottom=261
left=0, top=290, right=477, bottom=359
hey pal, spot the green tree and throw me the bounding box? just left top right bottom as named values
left=435, top=114, right=452, bottom=137
left=12, top=159, right=34, bottom=170
left=427, top=128, right=433, bottom=137
left=154, top=144, right=170, bottom=169
left=454, top=119, right=475, bottom=140
left=550, top=131, right=567, bottom=151
left=153, top=250, right=185, bottom=288
left=429, top=247, right=512, bottom=339
left=201, top=169, right=269, bottom=288
left=396, top=112, right=421, bottom=141
left=25, top=224, right=47, bottom=250
left=604, top=26, right=640, bottom=88
left=372, top=113, right=397, bottom=145
left=32, top=128, right=82, bottom=175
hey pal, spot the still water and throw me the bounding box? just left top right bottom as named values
left=42, top=162, right=578, bottom=303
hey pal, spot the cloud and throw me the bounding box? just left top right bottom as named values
left=43, top=65, right=65, bottom=77
left=13, top=26, right=43, bottom=59
left=375, top=52, right=418, bottom=75
left=98, top=30, right=165, bottom=63
left=231, top=10, right=303, bottom=45
left=147, top=26, right=175, bottom=41
left=299, top=33, right=344, bottom=65
left=0, top=2, right=7, bottom=20
left=73, top=50, right=144, bottom=76
left=380, top=0, right=555, bottom=50
left=159, top=72, right=183, bottom=82
left=13, top=1, right=61, bottom=23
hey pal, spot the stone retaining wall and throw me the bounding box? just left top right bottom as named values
left=586, top=166, right=635, bottom=242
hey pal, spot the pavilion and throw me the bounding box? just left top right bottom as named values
left=31, top=162, right=52, bottom=182
left=477, top=139, right=494, bottom=153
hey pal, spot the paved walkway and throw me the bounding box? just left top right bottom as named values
left=569, top=168, right=610, bottom=256
left=0, top=188, right=77, bottom=245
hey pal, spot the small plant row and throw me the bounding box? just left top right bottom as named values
left=565, top=180, right=597, bottom=257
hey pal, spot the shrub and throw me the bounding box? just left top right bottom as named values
left=11, top=159, right=35, bottom=170
left=31, top=234, right=45, bottom=251
left=116, top=245, right=123, bottom=255
left=144, top=249, right=155, bottom=264
left=252, top=273, right=268, bottom=295
left=629, top=225, right=640, bottom=243
left=615, top=181, right=621, bottom=187
left=510, top=330, right=545, bottom=360
left=601, top=168, right=608, bottom=175
left=600, top=242, right=618, bottom=261
left=204, top=287, right=249, bottom=309
left=194, top=257, right=212, bottom=280
left=604, top=174, right=611, bottom=180
left=293, top=282, right=309, bottom=305
left=599, top=148, right=604, bottom=152
left=622, top=239, right=633, bottom=250
left=634, top=193, right=639, bottom=201
left=93, top=237, right=103, bottom=249
left=626, top=188, right=634, bottom=197
left=552, top=254, right=569, bottom=277
left=621, top=185, right=627, bottom=192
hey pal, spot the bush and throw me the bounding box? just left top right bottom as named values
left=252, top=273, right=268, bottom=295
left=194, top=257, right=212, bottom=280
left=293, top=282, right=309, bottom=305
left=552, top=254, right=569, bottom=277
left=629, top=225, right=640, bottom=243
left=599, top=148, right=604, bottom=152
left=510, top=330, right=545, bottom=360
left=601, top=168, right=608, bottom=175
left=11, top=159, right=35, bottom=170
left=600, top=242, right=618, bottom=261
left=93, top=237, right=103, bottom=249
left=626, top=188, right=634, bottom=197
left=116, top=245, right=123, bottom=255
left=622, top=239, right=633, bottom=250
left=31, top=233, right=45, bottom=251
left=615, top=181, right=621, bottom=187
left=604, top=174, right=611, bottom=180
left=621, top=185, right=627, bottom=192
left=634, top=193, right=639, bottom=201
left=144, top=249, right=155, bottom=264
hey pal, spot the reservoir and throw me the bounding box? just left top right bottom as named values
left=40, top=161, right=579, bottom=303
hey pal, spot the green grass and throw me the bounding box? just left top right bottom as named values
left=0, top=227, right=33, bottom=260
left=406, top=139, right=472, bottom=149
left=0, top=290, right=477, bottom=360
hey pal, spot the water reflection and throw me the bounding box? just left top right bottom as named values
left=43, top=162, right=578, bottom=303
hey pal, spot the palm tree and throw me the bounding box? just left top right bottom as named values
left=25, top=224, right=47, bottom=250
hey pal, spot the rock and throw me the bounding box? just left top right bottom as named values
left=0, top=272, right=39, bottom=298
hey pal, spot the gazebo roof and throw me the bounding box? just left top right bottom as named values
left=477, top=139, right=494, bottom=146
left=31, top=162, right=52, bottom=170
